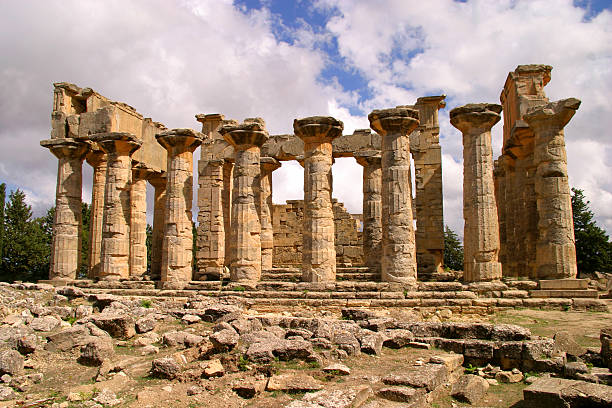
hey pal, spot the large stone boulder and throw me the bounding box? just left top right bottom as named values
left=0, top=350, right=24, bottom=376
left=79, top=337, right=115, bottom=366
left=45, top=323, right=111, bottom=352
left=266, top=374, right=323, bottom=393
left=150, top=357, right=181, bottom=379
left=162, top=331, right=205, bottom=348
left=89, top=314, right=136, bottom=339
left=451, top=374, right=489, bottom=404
left=210, top=328, right=239, bottom=352
left=29, top=316, right=61, bottom=332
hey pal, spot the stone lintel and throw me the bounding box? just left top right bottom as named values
left=293, top=116, right=344, bottom=142
left=449, top=104, right=502, bottom=133
left=220, top=120, right=269, bottom=148
left=156, top=128, right=203, bottom=152
left=368, top=107, right=419, bottom=135
left=524, top=98, right=581, bottom=130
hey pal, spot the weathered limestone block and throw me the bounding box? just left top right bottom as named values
left=156, top=128, right=203, bottom=287
left=368, top=107, right=419, bottom=284
left=412, top=96, right=446, bottom=278
left=91, top=132, right=142, bottom=280
left=524, top=98, right=581, bottom=280
left=149, top=175, right=166, bottom=281
left=85, top=149, right=107, bottom=279
left=40, top=138, right=89, bottom=280
left=260, top=157, right=281, bottom=270
left=220, top=119, right=269, bottom=283
left=355, top=152, right=382, bottom=276
left=129, top=169, right=148, bottom=278
left=196, top=114, right=226, bottom=280
left=450, top=104, right=502, bottom=282
left=294, top=116, right=344, bottom=282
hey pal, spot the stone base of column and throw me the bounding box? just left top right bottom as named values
left=468, top=261, right=502, bottom=282
left=536, top=244, right=577, bottom=280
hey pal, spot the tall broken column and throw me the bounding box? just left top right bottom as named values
left=149, top=175, right=166, bottom=281
left=368, top=108, right=419, bottom=284
left=355, top=152, right=382, bottom=276
left=196, top=114, right=226, bottom=280
left=156, top=128, right=202, bottom=287
left=91, top=132, right=142, bottom=280
left=85, top=148, right=106, bottom=279
left=294, top=116, right=343, bottom=282
left=260, top=157, right=281, bottom=270
left=40, top=138, right=89, bottom=280
left=412, top=96, right=446, bottom=278
left=129, top=168, right=148, bottom=278
left=220, top=119, right=268, bottom=284
left=524, top=98, right=580, bottom=279
left=450, top=104, right=502, bottom=282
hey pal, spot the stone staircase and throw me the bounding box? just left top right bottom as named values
left=56, top=272, right=609, bottom=312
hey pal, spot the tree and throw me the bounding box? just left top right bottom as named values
left=571, top=188, right=612, bottom=275
left=79, top=203, right=91, bottom=278
left=0, top=189, right=49, bottom=282
left=443, top=225, right=464, bottom=271
left=0, top=183, right=5, bottom=261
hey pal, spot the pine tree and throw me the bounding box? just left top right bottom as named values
left=0, top=183, right=5, bottom=262
left=79, top=203, right=91, bottom=278
left=1, top=189, right=49, bottom=282
left=443, top=225, right=464, bottom=271
left=571, top=188, right=612, bottom=275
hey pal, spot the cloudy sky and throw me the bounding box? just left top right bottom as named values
left=1, top=0, right=611, bottom=237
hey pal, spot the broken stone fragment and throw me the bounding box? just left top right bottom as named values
left=451, top=374, right=489, bottom=404
left=0, top=350, right=24, bottom=376
left=266, top=373, right=323, bottom=393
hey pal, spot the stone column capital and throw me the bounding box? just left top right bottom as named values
left=132, top=167, right=149, bottom=180
left=450, top=103, right=502, bottom=134
left=85, top=147, right=106, bottom=168
left=355, top=151, right=381, bottom=167
left=524, top=98, right=581, bottom=131
left=416, top=95, right=447, bottom=110
left=293, top=116, right=343, bottom=142
left=260, top=157, right=281, bottom=172
left=368, top=107, right=419, bottom=136
left=156, top=128, right=203, bottom=153
left=195, top=113, right=225, bottom=125
left=148, top=174, right=166, bottom=188
left=90, top=132, right=142, bottom=155
left=41, top=138, right=89, bottom=161
left=220, top=119, right=269, bottom=148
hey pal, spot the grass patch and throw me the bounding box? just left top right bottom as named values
left=140, top=299, right=152, bottom=308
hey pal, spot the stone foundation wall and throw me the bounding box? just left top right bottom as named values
left=272, top=199, right=363, bottom=267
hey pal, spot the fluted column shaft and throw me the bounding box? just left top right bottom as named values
left=356, top=154, right=382, bottom=276
left=196, top=159, right=226, bottom=280
left=294, top=116, right=343, bottom=282
left=260, top=158, right=281, bottom=270
left=450, top=104, right=502, bottom=282
left=149, top=176, right=166, bottom=281
left=41, top=138, right=89, bottom=280
left=86, top=150, right=107, bottom=279
left=156, top=129, right=202, bottom=287
left=525, top=98, right=581, bottom=279
left=368, top=108, right=419, bottom=284
left=91, top=132, right=142, bottom=280
left=220, top=120, right=269, bottom=283
left=222, top=162, right=234, bottom=268
left=129, top=169, right=148, bottom=278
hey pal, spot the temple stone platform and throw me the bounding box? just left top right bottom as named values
left=38, top=268, right=608, bottom=313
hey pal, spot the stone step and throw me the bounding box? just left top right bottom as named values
left=260, top=272, right=380, bottom=281
left=538, top=279, right=589, bottom=290
left=529, top=289, right=599, bottom=298
left=523, top=377, right=612, bottom=407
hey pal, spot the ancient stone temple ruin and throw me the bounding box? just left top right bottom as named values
left=39, top=65, right=599, bottom=307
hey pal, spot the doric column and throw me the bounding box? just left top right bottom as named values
left=524, top=98, right=581, bottom=279
left=91, top=132, right=142, bottom=280
left=412, top=96, right=446, bottom=278
left=368, top=108, right=419, bottom=284
left=294, top=116, right=343, bottom=282
left=493, top=158, right=507, bottom=272
left=149, top=175, right=166, bottom=281
left=40, top=138, right=89, bottom=280
left=355, top=153, right=382, bottom=277
left=85, top=148, right=107, bottom=279
left=196, top=158, right=226, bottom=280
left=156, top=128, right=203, bottom=287
left=220, top=119, right=269, bottom=283
left=450, top=104, right=502, bottom=282
left=222, top=161, right=234, bottom=268
left=129, top=168, right=148, bottom=278
left=260, top=157, right=281, bottom=271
